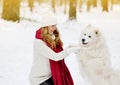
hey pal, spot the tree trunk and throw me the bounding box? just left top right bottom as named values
left=69, top=0, right=76, bottom=20
left=38, top=0, right=42, bottom=5
left=87, top=0, right=91, bottom=12
left=93, top=0, right=97, bottom=7
left=60, top=0, right=63, bottom=6
left=2, top=0, right=20, bottom=22
left=28, top=0, right=34, bottom=12
left=52, top=0, right=55, bottom=13
left=110, top=0, right=114, bottom=10
left=101, top=0, right=108, bottom=12
left=79, top=0, right=83, bottom=12
left=64, top=0, right=67, bottom=14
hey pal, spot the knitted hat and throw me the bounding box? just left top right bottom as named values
left=40, top=11, right=57, bottom=27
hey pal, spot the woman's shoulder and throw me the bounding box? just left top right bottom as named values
left=33, top=39, right=50, bottom=51
left=34, top=39, right=45, bottom=45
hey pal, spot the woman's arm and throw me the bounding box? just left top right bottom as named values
left=33, top=39, right=68, bottom=61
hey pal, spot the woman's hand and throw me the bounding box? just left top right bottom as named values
left=65, top=46, right=80, bottom=55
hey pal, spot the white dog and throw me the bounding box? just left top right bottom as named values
left=76, top=25, right=120, bottom=85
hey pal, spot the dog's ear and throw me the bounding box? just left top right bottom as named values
left=95, top=29, right=100, bottom=37
left=95, top=30, right=98, bottom=34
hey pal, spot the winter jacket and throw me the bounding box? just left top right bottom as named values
left=29, top=39, right=69, bottom=85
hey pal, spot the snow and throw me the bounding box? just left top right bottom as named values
left=0, top=3, right=120, bottom=85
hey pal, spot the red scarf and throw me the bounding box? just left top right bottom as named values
left=35, top=28, right=74, bottom=85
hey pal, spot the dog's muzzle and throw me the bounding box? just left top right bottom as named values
left=82, top=39, right=88, bottom=45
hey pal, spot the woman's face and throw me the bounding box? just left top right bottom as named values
left=48, top=25, right=57, bottom=34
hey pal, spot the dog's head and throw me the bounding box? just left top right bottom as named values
left=80, top=25, right=101, bottom=48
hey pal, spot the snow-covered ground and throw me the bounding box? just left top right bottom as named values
left=0, top=3, right=120, bottom=85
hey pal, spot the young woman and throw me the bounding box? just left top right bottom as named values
left=29, top=12, right=80, bottom=85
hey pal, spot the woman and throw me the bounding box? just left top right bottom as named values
left=29, top=12, right=80, bottom=85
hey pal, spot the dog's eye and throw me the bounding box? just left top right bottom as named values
left=88, top=36, right=91, bottom=38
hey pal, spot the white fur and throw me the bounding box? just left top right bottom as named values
left=77, top=25, right=120, bottom=85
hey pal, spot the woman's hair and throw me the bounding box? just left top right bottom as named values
left=41, top=27, right=63, bottom=49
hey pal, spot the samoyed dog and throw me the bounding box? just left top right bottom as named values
left=77, top=25, right=120, bottom=85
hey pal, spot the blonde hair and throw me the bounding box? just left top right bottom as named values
left=41, top=27, right=63, bottom=49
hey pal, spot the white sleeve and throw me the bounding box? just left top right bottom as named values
left=33, top=39, right=68, bottom=61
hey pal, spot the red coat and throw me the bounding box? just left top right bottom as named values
left=35, top=28, right=74, bottom=85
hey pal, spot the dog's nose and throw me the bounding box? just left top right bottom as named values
left=82, top=39, right=85, bottom=42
